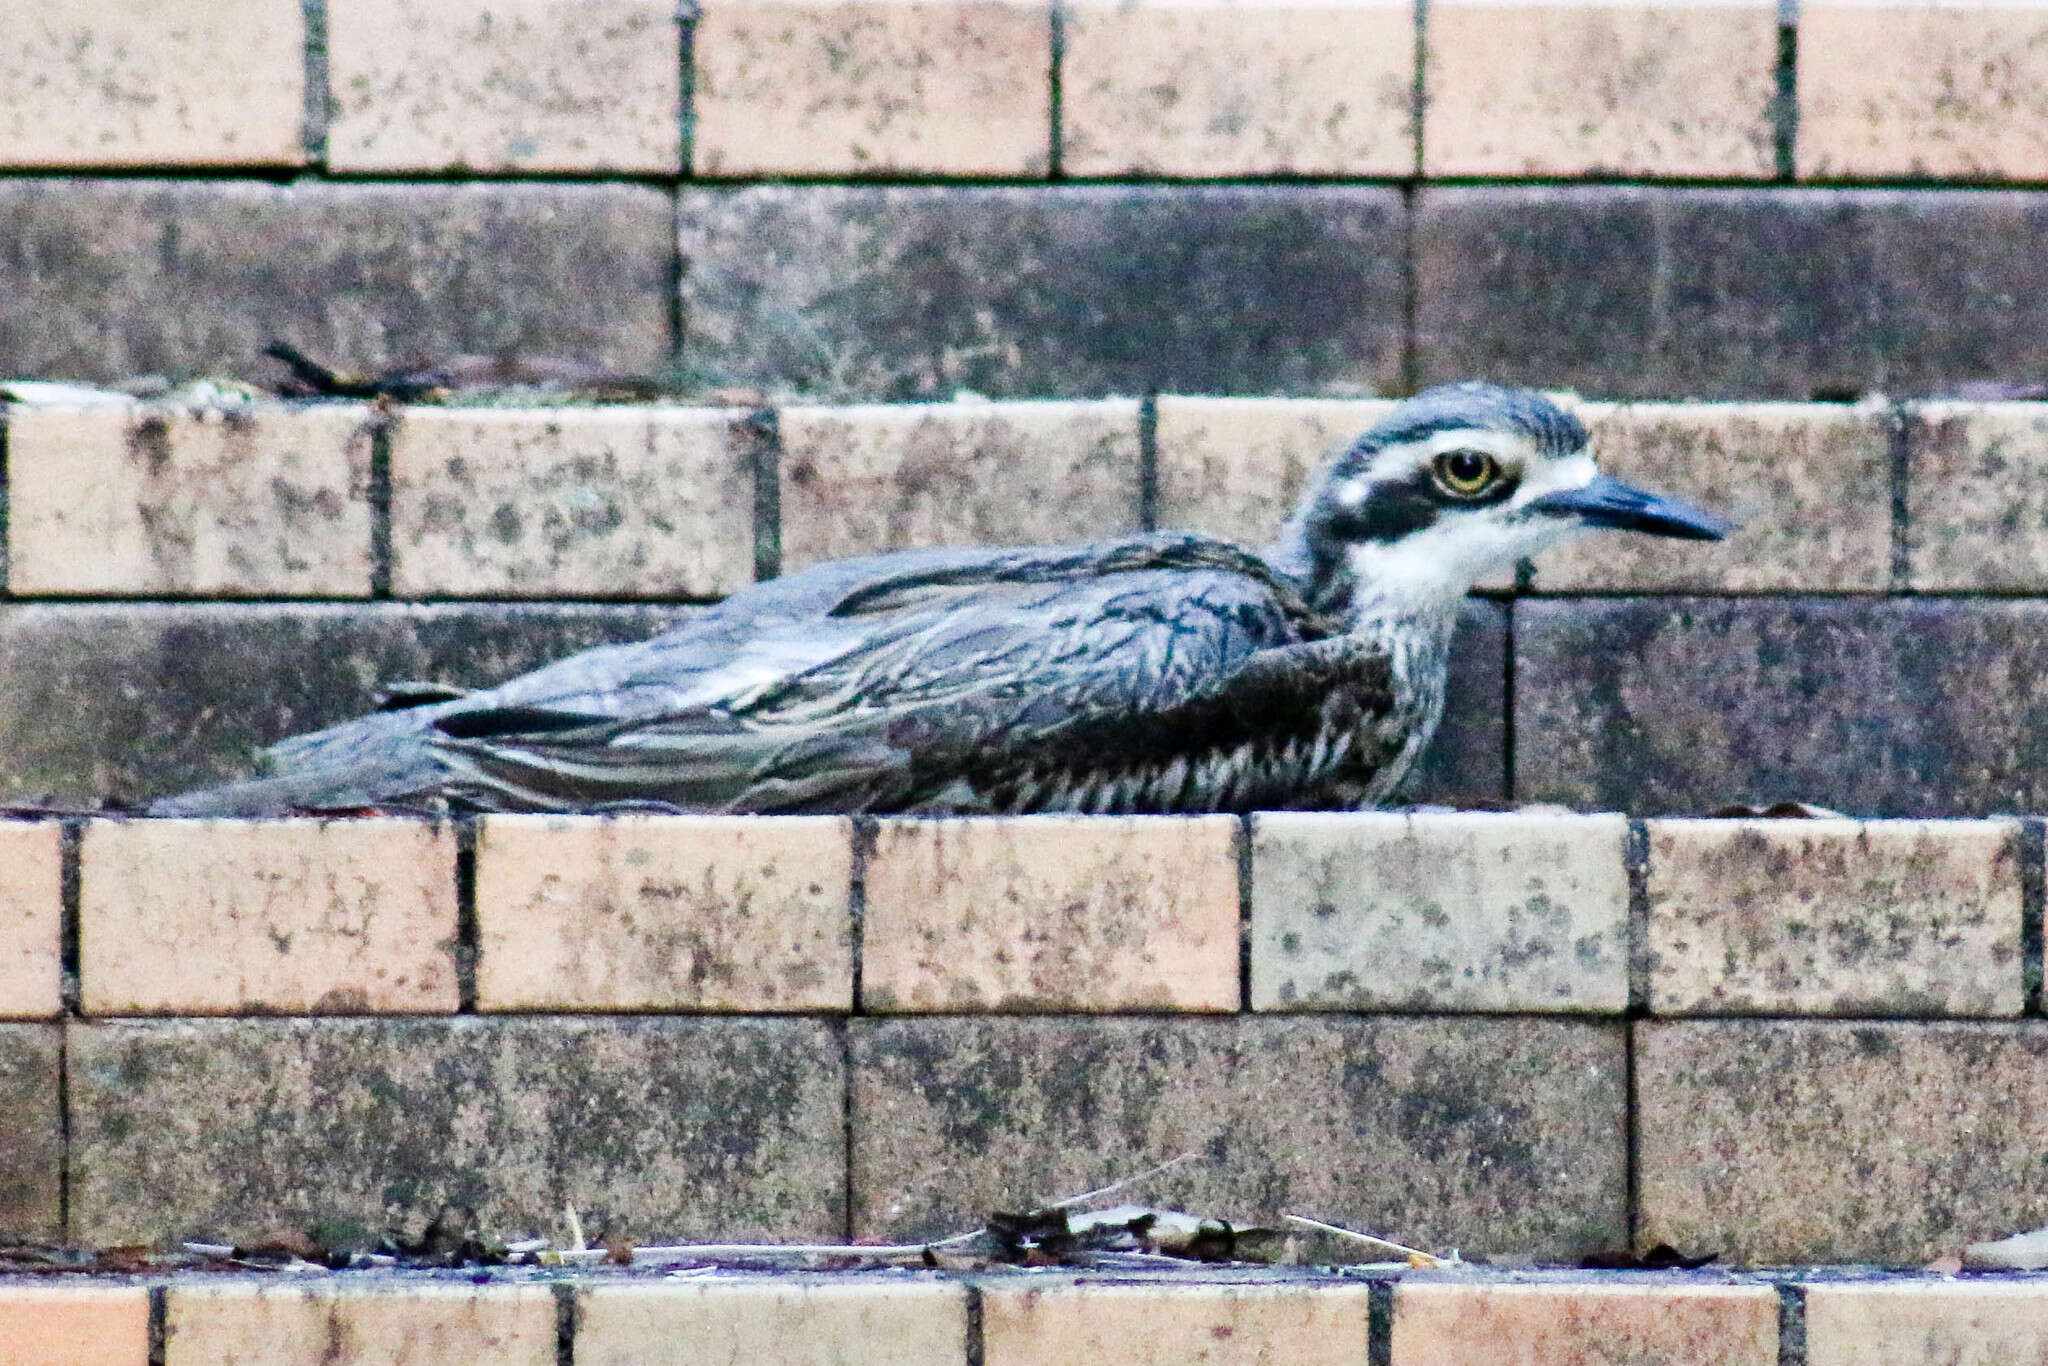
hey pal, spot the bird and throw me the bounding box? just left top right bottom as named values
left=148, top=383, right=1729, bottom=819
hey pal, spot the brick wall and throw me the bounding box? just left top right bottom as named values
left=3, top=808, right=2047, bottom=1269
left=7, top=397, right=2048, bottom=816
left=18, top=1270, right=2048, bottom=1366
left=8, top=0, right=2048, bottom=1302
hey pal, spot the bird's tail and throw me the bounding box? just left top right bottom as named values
left=145, top=754, right=444, bottom=818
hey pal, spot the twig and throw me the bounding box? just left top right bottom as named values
left=1282, top=1215, right=1441, bottom=1267
left=1048, top=1153, right=1201, bottom=1211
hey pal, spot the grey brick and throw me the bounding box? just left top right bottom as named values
left=1405, top=599, right=1508, bottom=808
left=1514, top=597, right=2048, bottom=818
left=679, top=185, right=1406, bottom=401
left=850, top=1015, right=1626, bottom=1260
left=1639, top=1019, right=2048, bottom=1265
left=1871, top=193, right=2048, bottom=396
left=1416, top=188, right=2048, bottom=400
left=68, top=1016, right=846, bottom=1248
left=0, top=602, right=680, bottom=809
left=0, top=1023, right=60, bottom=1241
left=0, top=180, right=673, bottom=385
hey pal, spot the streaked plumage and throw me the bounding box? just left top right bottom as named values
left=149, top=383, right=1728, bottom=818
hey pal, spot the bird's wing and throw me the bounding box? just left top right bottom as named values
left=425, top=538, right=1362, bottom=813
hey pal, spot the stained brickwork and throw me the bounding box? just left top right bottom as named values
left=9, top=0, right=2048, bottom=1289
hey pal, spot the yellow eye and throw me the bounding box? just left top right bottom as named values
left=1431, top=450, right=1500, bottom=497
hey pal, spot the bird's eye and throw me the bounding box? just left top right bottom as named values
left=1431, top=450, right=1500, bottom=498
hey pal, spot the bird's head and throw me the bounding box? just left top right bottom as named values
left=1283, top=382, right=1731, bottom=615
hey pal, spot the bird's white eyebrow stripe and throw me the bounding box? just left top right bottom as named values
left=1360, top=426, right=1532, bottom=481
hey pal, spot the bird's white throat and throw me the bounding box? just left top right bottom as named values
left=1340, top=451, right=1601, bottom=623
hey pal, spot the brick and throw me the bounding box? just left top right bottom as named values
left=1154, top=396, right=1398, bottom=549
left=1392, top=1282, right=1778, bottom=1366
left=1907, top=401, right=2048, bottom=591
left=850, top=1016, right=1626, bottom=1258
left=1533, top=401, right=1890, bottom=592
left=0, top=822, right=61, bottom=1019
left=1416, top=188, right=2048, bottom=401
left=1405, top=600, right=1509, bottom=809
left=0, top=180, right=672, bottom=386
left=679, top=185, right=1406, bottom=400
left=80, top=817, right=458, bottom=1015
left=1514, top=598, right=2048, bottom=818
left=1425, top=0, right=1776, bottom=177
left=1646, top=818, right=2023, bottom=1017
left=69, top=1016, right=845, bottom=1247
left=388, top=406, right=756, bottom=599
left=693, top=0, right=1050, bottom=176
left=1060, top=0, right=1413, bottom=176
left=165, top=1282, right=555, bottom=1366
left=1805, top=1282, right=2048, bottom=1366
left=1416, top=188, right=1864, bottom=400
left=7, top=402, right=375, bottom=597
left=0, top=1024, right=61, bottom=1241
left=778, top=400, right=1141, bottom=569
left=0, top=601, right=678, bottom=809
left=475, top=813, right=854, bottom=1012
left=1251, top=811, right=1629, bottom=1013
left=982, top=1282, right=1373, bottom=1366
left=327, top=0, right=681, bottom=173
left=0, top=1285, right=150, bottom=1366
left=1637, top=1019, right=2048, bottom=1264
left=575, top=1279, right=966, bottom=1366
left=1861, top=193, right=2048, bottom=396
left=0, top=0, right=303, bottom=168
left=862, top=816, right=1239, bottom=1012
left=1797, top=0, right=2048, bottom=180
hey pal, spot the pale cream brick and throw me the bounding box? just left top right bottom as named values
left=1798, top=0, right=2048, bottom=180
left=0, top=1284, right=150, bottom=1366
left=983, top=1282, right=1373, bottom=1366
left=475, top=813, right=855, bottom=1011
left=164, top=1282, right=555, bottom=1366
left=6, top=404, right=374, bottom=597
left=388, top=406, right=755, bottom=599
left=1392, top=1282, right=1779, bottom=1366
left=0, top=0, right=304, bottom=168
left=862, top=815, right=1240, bottom=1011
left=1252, top=811, right=1630, bottom=1013
left=327, top=0, right=682, bottom=173
left=0, top=822, right=61, bottom=1019
left=80, top=818, right=458, bottom=1015
left=1153, top=396, right=1398, bottom=549
left=1806, top=1282, right=2048, bottom=1366
left=1422, top=0, right=1778, bottom=177
left=1061, top=0, right=1413, bottom=176
left=778, top=401, right=1142, bottom=570
left=1536, top=402, right=1891, bottom=592
left=1646, top=819, right=2023, bottom=1017
left=1907, top=402, right=2048, bottom=591
left=575, top=1279, right=966, bottom=1366
left=693, top=0, right=1052, bottom=176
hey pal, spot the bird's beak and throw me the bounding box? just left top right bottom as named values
left=1528, top=474, right=1734, bottom=541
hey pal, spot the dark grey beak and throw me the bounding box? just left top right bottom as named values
left=1528, top=474, right=1734, bottom=541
